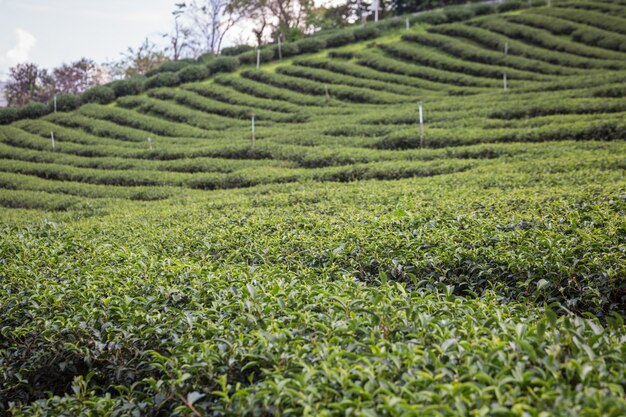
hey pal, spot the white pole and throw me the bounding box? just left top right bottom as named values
left=418, top=101, right=424, bottom=148
left=277, top=37, right=282, bottom=60
left=406, top=17, right=410, bottom=31
left=256, top=49, right=260, bottom=69
left=503, top=73, right=508, bottom=91
left=324, top=84, right=330, bottom=99
left=53, top=95, right=57, bottom=113
left=374, top=0, right=379, bottom=22
left=504, top=42, right=508, bottom=55
left=51, top=132, right=55, bottom=149
left=251, top=116, right=255, bottom=145
left=147, top=137, right=153, bottom=150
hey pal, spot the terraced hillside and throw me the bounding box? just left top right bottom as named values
left=1, top=1, right=626, bottom=415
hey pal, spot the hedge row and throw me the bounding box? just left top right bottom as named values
left=429, top=23, right=626, bottom=70
left=0, top=0, right=530, bottom=125
left=357, top=50, right=495, bottom=89
left=491, top=14, right=624, bottom=60
left=402, top=32, right=580, bottom=76
left=0, top=57, right=239, bottom=125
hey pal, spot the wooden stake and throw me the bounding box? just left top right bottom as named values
left=277, top=37, right=282, bottom=60
left=251, top=116, right=255, bottom=146
left=504, top=42, right=509, bottom=55
left=50, top=132, right=55, bottom=149
left=406, top=17, right=410, bottom=31
left=256, top=49, right=260, bottom=69
left=324, top=84, right=330, bottom=99
left=503, top=73, right=508, bottom=91
left=53, top=95, right=57, bottom=113
left=418, top=101, right=424, bottom=149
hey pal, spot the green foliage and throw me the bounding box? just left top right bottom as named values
left=353, top=26, right=380, bottom=40
left=221, top=44, right=255, bottom=56
left=2, top=3, right=626, bottom=416
left=145, top=72, right=181, bottom=89
left=497, top=0, right=524, bottom=12
left=0, top=107, right=18, bottom=125
left=238, top=48, right=274, bottom=65
left=177, top=64, right=209, bottom=83
left=293, top=37, right=327, bottom=53
left=324, top=29, right=356, bottom=47
left=17, top=102, right=49, bottom=119
left=206, top=56, right=240, bottom=73
left=109, top=76, right=146, bottom=97
left=146, top=59, right=194, bottom=76
left=81, top=85, right=115, bottom=104
left=50, top=94, right=80, bottom=112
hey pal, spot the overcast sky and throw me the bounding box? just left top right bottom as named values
left=0, top=0, right=181, bottom=80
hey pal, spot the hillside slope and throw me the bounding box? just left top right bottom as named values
left=1, top=1, right=626, bottom=415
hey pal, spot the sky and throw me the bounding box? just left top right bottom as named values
left=0, top=0, right=179, bottom=80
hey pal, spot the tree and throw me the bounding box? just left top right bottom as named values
left=108, top=38, right=170, bottom=79
left=228, top=0, right=315, bottom=45
left=4, top=63, right=54, bottom=107
left=175, top=0, right=243, bottom=55
left=164, top=12, right=197, bottom=60
left=52, top=58, right=107, bottom=95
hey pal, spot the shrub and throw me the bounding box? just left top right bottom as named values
left=146, top=59, right=193, bottom=76
left=17, top=102, right=49, bottom=119
left=145, top=72, right=181, bottom=89
left=497, top=0, right=524, bottom=12
left=197, top=52, right=216, bottom=63
left=470, top=3, right=495, bottom=15
left=274, top=43, right=300, bottom=58
left=353, top=26, right=379, bottom=41
left=0, top=107, right=18, bottom=125
left=177, top=65, right=210, bottom=83
left=207, top=56, right=240, bottom=73
left=109, top=77, right=145, bottom=97
left=415, top=11, right=447, bottom=25
left=221, top=44, right=254, bottom=56
left=443, top=6, right=475, bottom=22
left=325, top=30, right=355, bottom=47
left=328, top=50, right=355, bottom=59
left=294, top=38, right=327, bottom=53
left=51, top=94, right=80, bottom=112
left=81, top=85, right=116, bottom=104
left=238, top=48, right=274, bottom=65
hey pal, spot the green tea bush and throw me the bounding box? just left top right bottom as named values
left=443, top=6, right=475, bottom=22
left=238, top=47, right=274, bottom=65
left=81, top=85, right=115, bottom=104
left=415, top=11, right=447, bottom=25
left=17, top=102, right=49, bottom=119
left=206, top=56, right=240, bottom=73
left=145, top=59, right=193, bottom=76
left=294, top=37, right=327, bottom=53
left=497, top=0, right=524, bottom=12
left=177, top=64, right=210, bottom=83
left=109, top=77, right=146, bottom=97
left=144, top=72, right=181, bottom=89
left=353, top=26, right=380, bottom=41
left=51, top=94, right=80, bottom=112
left=0, top=108, right=18, bottom=125
left=276, top=42, right=300, bottom=58
left=324, top=30, right=355, bottom=47
left=221, top=44, right=254, bottom=56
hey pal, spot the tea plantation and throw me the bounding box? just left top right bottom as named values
left=1, top=0, right=626, bottom=415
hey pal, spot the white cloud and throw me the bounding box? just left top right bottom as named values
left=6, top=28, right=37, bottom=65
